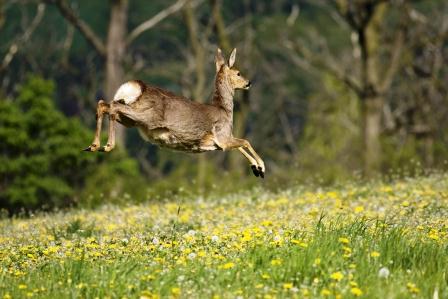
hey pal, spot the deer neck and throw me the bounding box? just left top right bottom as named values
left=212, top=73, right=234, bottom=117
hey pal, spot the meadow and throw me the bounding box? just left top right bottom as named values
left=1, top=174, right=447, bottom=299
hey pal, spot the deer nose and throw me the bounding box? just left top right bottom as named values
left=245, top=81, right=251, bottom=88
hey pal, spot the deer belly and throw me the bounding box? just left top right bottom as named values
left=138, top=128, right=218, bottom=152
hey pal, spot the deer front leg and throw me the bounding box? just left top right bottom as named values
left=238, top=147, right=264, bottom=178
left=219, top=138, right=265, bottom=178
left=241, top=140, right=265, bottom=177
left=83, top=100, right=109, bottom=152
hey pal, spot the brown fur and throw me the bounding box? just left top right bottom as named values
left=84, top=48, right=265, bottom=177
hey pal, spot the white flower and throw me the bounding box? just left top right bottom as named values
left=187, top=252, right=196, bottom=260
left=187, top=230, right=196, bottom=236
left=378, top=267, right=390, bottom=278
left=273, top=235, right=281, bottom=242
left=152, top=237, right=160, bottom=245
left=211, top=235, right=219, bottom=242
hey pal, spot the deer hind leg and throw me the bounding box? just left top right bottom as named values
left=100, top=112, right=117, bottom=152
left=99, top=101, right=139, bottom=152
left=83, top=100, right=109, bottom=152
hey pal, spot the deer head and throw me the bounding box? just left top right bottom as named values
left=215, top=48, right=251, bottom=90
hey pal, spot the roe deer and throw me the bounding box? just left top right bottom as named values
left=84, top=48, right=265, bottom=178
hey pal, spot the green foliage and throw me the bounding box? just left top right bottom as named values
left=0, top=76, right=143, bottom=212
left=80, top=150, right=146, bottom=208
left=381, top=136, right=421, bottom=173
left=298, top=74, right=362, bottom=183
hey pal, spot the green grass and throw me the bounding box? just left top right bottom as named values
left=1, top=174, right=448, bottom=298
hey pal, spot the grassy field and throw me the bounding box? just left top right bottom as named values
left=1, top=175, right=447, bottom=299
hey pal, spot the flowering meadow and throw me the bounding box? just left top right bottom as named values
left=1, top=174, right=447, bottom=299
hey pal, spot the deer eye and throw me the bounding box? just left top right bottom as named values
left=237, top=72, right=241, bottom=76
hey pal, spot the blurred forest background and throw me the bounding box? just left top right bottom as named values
left=1, top=0, right=448, bottom=212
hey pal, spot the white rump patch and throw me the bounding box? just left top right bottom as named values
left=113, top=81, right=142, bottom=104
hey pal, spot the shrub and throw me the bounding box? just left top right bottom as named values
left=0, top=76, right=144, bottom=212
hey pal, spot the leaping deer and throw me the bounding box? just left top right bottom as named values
left=84, top=48, right=265, bottom=178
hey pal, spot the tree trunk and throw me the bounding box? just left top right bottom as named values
left=362, top=96, right=383, bottom=176
left=358, top=3, right=386, bottom=177
left=0, top=0, right=4, bottom=31
left=105, top=0, right=128, bottom=146
left=423, top=135, right=434, bottom=168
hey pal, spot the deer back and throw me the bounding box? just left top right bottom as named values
left=112, top=80, right=228, bottom=152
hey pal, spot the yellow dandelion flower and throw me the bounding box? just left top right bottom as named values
left=19, top=284, right=28, bottom=289
left=140, top=290, right=159, bottom=299
left=354, top=206, right=364, bottom=213
left=179, top=213, right=190, bottom=223
left=271, top=258, right=283, bottom=266
left=171, top=287, right=181, bottom=296
left=313, top=258, right=321, bottom=266
left=261, top=273, right=271, bottom=279
left=370, top=251, right=380, bottom=258
left=407, top=283, right=420, bottom=294
left=330, top=271, right=344, bottom=281
left=283, top=283, right=293, bottom=289
left=351, top=287, right=363, bottom=296
left=222, top=262, right=235, bottom=269
left=338, top=237, right=349, bottom=244
left=261, top=220, right=273, bottom=226
left=241, top=233, right=252, bottom=242
left=321, top=289, right=331, bottom=296
left=428, top=230, right=439, bottom=240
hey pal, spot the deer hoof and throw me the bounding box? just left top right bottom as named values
left=83, top=144, right=99, bottom=152
left=99, top=144, right=113, bottom=152
left=258, top=166, right=265, bottom=179
left=251, top=165, right=260, bottom=177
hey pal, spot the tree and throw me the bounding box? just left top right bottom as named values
left=285, top=0, right=406, bottom=176
left=0, top=76, right=94, bottom=210
left=0, top=2, right=46, bottom=74
left=383, top=1, right=448, bottom=168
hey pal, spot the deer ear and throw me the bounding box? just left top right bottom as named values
left=215, top=48, right=225, bottom=72
left=228, top=48, right=236, bottom=68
